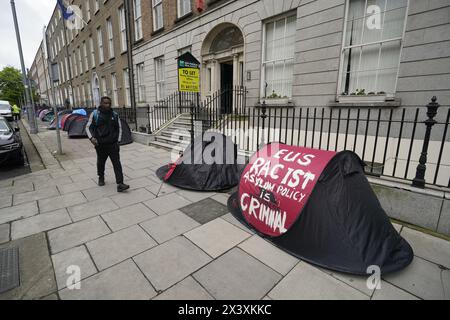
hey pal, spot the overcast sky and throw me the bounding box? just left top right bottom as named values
left=0, top=0, right=55, bottom=70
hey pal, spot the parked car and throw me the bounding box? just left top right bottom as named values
left=0, top=116, right=24, bottom=166
left=0, top=101, right=13, bottom=121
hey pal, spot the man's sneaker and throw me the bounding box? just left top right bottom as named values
left=98, top=177, right=105, bottom=187
left=117, top=183, right=130, bottom=193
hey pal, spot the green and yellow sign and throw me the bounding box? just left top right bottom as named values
left=178, top=52, right=201, bottom=93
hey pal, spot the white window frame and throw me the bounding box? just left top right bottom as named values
left=89, top=36, right=96, bottom=68
left=86, top=0, right=91, bottom=21
left=76, top=86, right=81, bottom=106
left=65, top=58, right=69, bottom=81
left=83, top=41, right=89, bottom=70
left=123, top=68, right=131, bottom=107
left=68, top=54, right=73, bottom=77
left=107, top=17, right=115, bottom=59
left=81, top=84, right=86, bottom=105
left=101, top=76, right=107, bottom=97
left=136, top=63, right=146, bottom=102
left=60, top=62, right=65, bottom=82
left=111, top=73, right=118, bottom=107
left=79, top=5, right=84, bottom=29
left=154, top=57, right=165, bottom=101
left=134, top=0, right=143, bottom=41
left=177, top=0, right=191, bottom=18
left=86, top=81, right=92, bottom=107
left=118, top=6, right=127, bottom=52
left=61, top=30, right=65, bottom=46
left=72, top=51, right=78, bottom=76
left=261, top=13, right=297, bottom=100
left=78, top=46, right=83, bottom=74
left=57, top=36, right=61, bottom=53
left=97, top=27, right=104, bottom=64
left=152, top=0, right=163, bottom=32
left=337, top=0, right=410, bottom=98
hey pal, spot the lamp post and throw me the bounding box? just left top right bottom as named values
left=10, top=0, right=38, bottom=133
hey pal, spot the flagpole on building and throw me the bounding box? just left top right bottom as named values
left=10, top=0, right=38, bottom=134
left=124, top=0, right=138, bottom=131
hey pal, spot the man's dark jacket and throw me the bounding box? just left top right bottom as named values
left=86, top=107, right=122, bottom=145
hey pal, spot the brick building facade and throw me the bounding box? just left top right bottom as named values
left=31, top=0, right=450, bottom=112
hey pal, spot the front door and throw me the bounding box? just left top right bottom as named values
left=220, top=62, right=233, bottom=114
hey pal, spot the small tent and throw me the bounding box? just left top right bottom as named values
left=156, top=133, right=246, bottom=191
left=38, top=109, right=51, bottom=120
left=42, top=111, right=55, bottom=122
left=48, top=110, right=72, bottom=130
left=48, top=117, right=58, bottom=130
left=63, top=114, right=80, bottom=131
left=36, top=108, right=45, bottom=118
left=61, top=114, right=74, bottom=131
left=67, top=116, right=88, bottom=138
left=72, top=108, right=87, bottom=116
left=228, top=143, right=413, bottom=275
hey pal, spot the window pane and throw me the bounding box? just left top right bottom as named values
left=283, top=60, right=294, bottom=98
left=263, top=15, right=296, bottom=98
left=341, top=0, right=407, bottom=95
left=358, top=44, right=380, bottom=92
left=273, top=20, right=285, bottom=61
left=265, top=22, right=274, bottom=61
left=346, top=0, right=365, bottom=46
left=272, top=61, right=285, bottom=96
left=378, top=40, right=401, bottom=93
left=362, top=0, right=386, bottom=44
left=210, top=26, right=244, bottom=53
left=383, top=6, right=407, bottom=40
left=285, top=16, right=296, bottom=58
left=341, top=47, right=361, bottom=94
left=379, top=40, right=401, bottom=69
left=155, top=5, right=163, bottom=30
left=386, top=0, right=407, bottom=11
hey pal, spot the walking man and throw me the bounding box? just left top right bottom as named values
left=86, top=96, right=130, bottom=193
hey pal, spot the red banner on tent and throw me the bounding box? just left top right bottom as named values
left=238, top=143, right=337, bottom=237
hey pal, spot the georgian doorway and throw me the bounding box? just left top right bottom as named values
left=201, top=23, right=245, bottom=113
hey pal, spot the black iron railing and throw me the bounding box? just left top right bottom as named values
left=115, top=90, right=449, bottom=189
left=196, top=96, right=449, bottom=189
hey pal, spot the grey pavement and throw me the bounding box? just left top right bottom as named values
left=0, top=121, right=449, bottom=300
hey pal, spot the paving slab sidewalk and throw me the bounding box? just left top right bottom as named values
left=0, top=119, right=447, bottom=300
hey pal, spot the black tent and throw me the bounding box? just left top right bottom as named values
left=63, top=114, right=80, bottom=132
left=119, top=119, right=133, bottom=146
left=67, top=116, right=88, bottom=138
left=156, top=133, right=245, bottom=191
left=228, top=144, right=413, bottom=275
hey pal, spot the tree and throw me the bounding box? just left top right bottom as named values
left=0, top=66, right=25, bottom=106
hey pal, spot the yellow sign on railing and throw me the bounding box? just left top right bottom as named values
left=179, top=68, right=199, bottom=93
left=178, top=52, right=201, bottom=93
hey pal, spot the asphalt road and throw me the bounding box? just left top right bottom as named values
left=0, top=120, right=44, bottom=181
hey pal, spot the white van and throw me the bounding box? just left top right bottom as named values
left=0, top=101, right=13, bottom=121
